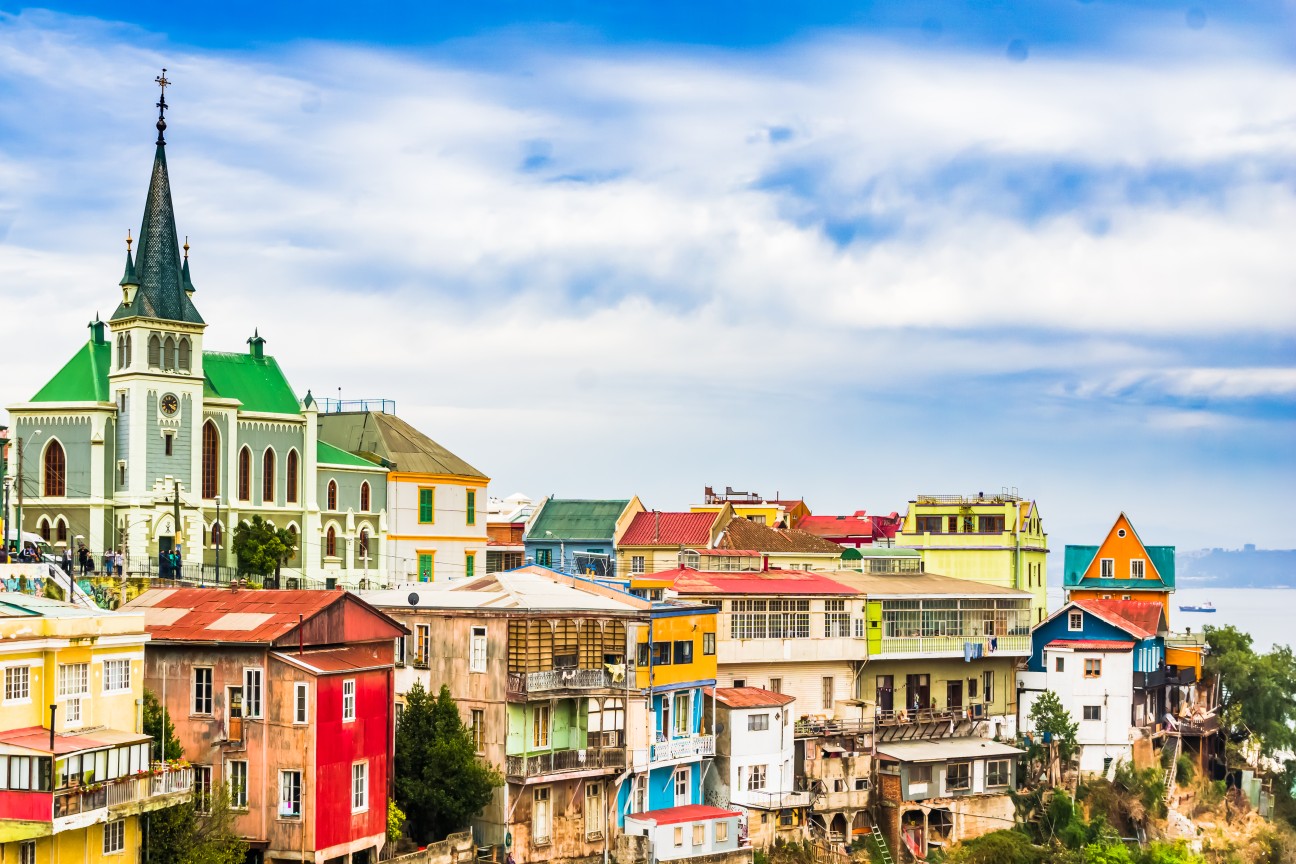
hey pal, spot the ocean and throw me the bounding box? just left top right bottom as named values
left=1047, top=586, right=1295, bottom=652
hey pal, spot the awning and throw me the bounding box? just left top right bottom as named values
left=876, top=737, right=1023, bottom=763
left=820, top=744, right=847, bottom=754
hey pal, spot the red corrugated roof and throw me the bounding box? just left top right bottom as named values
left=631, top=804, right=741, bottom=825
left=1073, top=599, right=1164, bottom=640
left=654, top=567, right=858, bottom=595
left=706, top=686, right=796, bottom=708
left=1046, top=639, right=1136, bottom=652
left=273, top=644, right=390, bottom=674
left=124, top=588, right=342, bottom=644
left=621, top=512, right=716, bottom=547
left=798, top=511, right=903, bottom=541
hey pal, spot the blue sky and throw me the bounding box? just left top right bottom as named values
left=1, top=2, right=1293, bottom=551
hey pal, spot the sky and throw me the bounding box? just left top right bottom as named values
left=0, top=1, right=1293, bottom=552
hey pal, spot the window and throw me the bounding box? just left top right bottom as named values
left=1083, top=705, right=1102, bottom=721
left=5, top=667, right=30, bottom=702
left=946, top=761, right=971, bottom=791
left=162, top=335, right=175, bottom=369
left=103, top=819, right=126, bottom=854
left=342, top=679, right=356, bottom=722
left=982, top=670, right=993, bottom=703
left=229, top=760, right=249, bottom=808
left=418, top=488, right=434, bottom=523
left=825, top=599, right=850, bottom=637
left=194, top=765, right=212, bottom=813
left=351, top=761, right=369, bottom=812
left=1130, top=558, right=1145, bottom=579
left=693, top=823, right=705, bottom=846
left=360, top=481, right=371, bottom=512
left=56, top=519, right=67, bottom=543
left=673, top=640, right=693, bottom=665
left=200, top=419, right=219, bottom=500
left=19, top=841, right=35, bottom=864
left=747, top=764, right=767, bottom=791
left=768, top=678, right=782, bottom=694
left=916, top=516, right=942, bottom=533
left=243, top=668, right=263, bottom=718
left=148, top=333, right=161, bottom=367
left=43, top=440, right=66, bottom=497
left=968, top=676, right=979, bottom=699
left=237, top=447, right=251, bottom=500
left=294, top=682, right=309, bottom=724
left=1068, top=611, right=1083, bottom=632
left=415, top=625, right=430, bottom=667
left=1100, top=558, right=1115, bottom=578
left=533, top=705, right=550, bottom=747
left=466, top=489, right=476, bottom=525
left=58, top=662, right=88, bottom=697
left=193, top=668, right=213, bottom=714
left=651, top=642, right=671, bottom=665
left=38, top=518, right=50, bottom=542
left=103, top=659, right=131, bottom=693
left=585, top=782, right=603, bottom=839
left=326, top=480, right=338, bottom=511
left=1055, top=656, right=1065, bottom=673
left=285, top=450, right=299, bottom=503
left=418, top=552, right=434, bottom=581
left=178, top=337, right=190, bottom=371
left=536, top=548, right=552, bottom=567
left=732, top=679, right=745, bottom=688
left=164, top=432, right=174, bottom=456
left=910, top=764, right=932, bottom=783
left=395, top=636, right=407, bottom=667
left=471, top=709, right=485, bottom=752
left=470, top=627, right=487, bottom=672
left=211, top=522, right=222, bottom=549
left=822, top=676, right=834, bottom=711
left=674, top=766, right=690, bottom=803
left=631, top=555, right=645, bottom=574
left=978, top=515, right=1005, bottom=533
left=748, top=713, right=769, bottom=731
left=716, top=821, right=729, bottom=843
left=1084, top=658, right=1102, bottom=679
left=986, top=759, right=1010, bottom=787
left=326, top=526, right=337, bottom=558
left=465, top=552, right=475, bottom=580
left=703, top=632, right=716, bottom=655
left=262, top=448, right=276, bottom=503
left=673, top=692, right=691, bottom=735
left=359, top=529, right=370, bottom=562
left=280, top=770, right=302, bottom=817
left=533, top=786, right=552, bottom=843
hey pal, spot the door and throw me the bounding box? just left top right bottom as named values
left=905, top=674, right=930, bottom=712
left=876, top=676, right=894, bottom=713
left=946, top=680, right=963, bottom=712
left=674, top=766, right=691, bottom=806
left=227, top=686, right=244, bottom=742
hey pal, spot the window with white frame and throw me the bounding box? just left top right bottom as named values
left=103, top=659, right=131, bottom=693
left=585, top=782, right=603, bottom=838
left=280, top=770, right=302, bottom=818
left=673, top=692, right=690, bottom=735
left=748, top=713, right=769, bottom=731
left=982, top=670, right=993, bottom=703
left=470, top=627, right=487, bottom=673
left=5, top=667, right=30, bottom=702
left=229, top=761, right=249, bottom=808
left=533, top=786, right=552, bottom=843
left=194, top=765, right=212, bottom=813
left=1100, top=558, right=1115, bottom=578
left=58, top=662, right=88, bottom=697
left=415, top=624, right=431, bottom=667
left=715, top=821, right=728, bottom=842
left=632, top=775, right=647, bottom=813
left=824, top=599, right=850, bottom=637
left=747, top=764, right=767, bottom=791
left=1083, top=705, right=1102, bottom=721
left=294, top=682, right=309, bottom=724
left=103, top=819, right=125, bottom=854
left=193, top=668, right=214, bottom=714
left=352, top=761, right=369, bottom=812
left=1130, top=558, right=1145, bottom=579
left=1067, top=612, right=1083, bottom=631
left=19, top=841, right=35, bottom=864
left=631, top=555, right=645, bottom=574
left=343, top=679, right=356, bottom=722
left=243, top=668, right=263, bottom=718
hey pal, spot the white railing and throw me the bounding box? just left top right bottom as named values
left=106, top=766, right=194, bottom=808
left=510, top=668, right=614, bottom=694
left=651, top=734, right=715, bottom=762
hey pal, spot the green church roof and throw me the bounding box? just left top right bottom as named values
left=30, top=339, right=111, bottom=403
left=528, top=499, right=632, bottom=542
left=317, top=441, right=383, bottom=469
left=202, top=352, right=301, bottom=415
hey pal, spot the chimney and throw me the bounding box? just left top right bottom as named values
left=654, top=510, right=660, bottom=543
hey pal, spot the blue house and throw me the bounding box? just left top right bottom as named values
left=1028, top=598, right=1166, bottom=675
left=524, top=497, right=643, bottom=578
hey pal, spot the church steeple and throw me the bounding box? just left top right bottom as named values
left=111, top=70, right=204, bottom=326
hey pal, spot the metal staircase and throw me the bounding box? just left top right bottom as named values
left=870, top=824, right=895, bottom=864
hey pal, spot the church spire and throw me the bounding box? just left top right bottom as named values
left=119, top=230, right=138, bottom=288
left=111, top=70, right=204, bottom=326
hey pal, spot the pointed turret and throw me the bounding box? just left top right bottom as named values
left=248, top=329, right=266, bottom=360
left=182, top=236, right=196, bottom=296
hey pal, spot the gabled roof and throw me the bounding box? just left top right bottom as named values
left=528, top=498, right=632, bottom=542
left=717, top=516, right=843, bottom=555
left=1063, top=512, right=1175, bottom=589
left=317, top=411, right=486, bottom=479
left=798, top=511, right=902, bottom=542
left=620, top=511, right=717, bottom=547
left=317, top=440, right=383, bottom=469
left=707, top=686, right=796, bottom=708
left=655, top=567, right=858, bottom=596
left=1044, top=598, right=1166, bottom=641
left=203, top=351, right=301, bottom=414
left=30, top=338, right=111, bottom=403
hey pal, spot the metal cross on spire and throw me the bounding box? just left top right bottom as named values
left=155, top=68, right=171, bottom=145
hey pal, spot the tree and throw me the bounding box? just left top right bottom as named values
left=1205, top=624, right=1296, bottom=761
left=395, top=681, right=503, bottom=844
left=1030, top=691, right=1079, bottom=786
left=143, top=688, right=183, bottom=761
left=144, top=783, right=247, bottom=864
left=231, top=516, right=296, bottom=580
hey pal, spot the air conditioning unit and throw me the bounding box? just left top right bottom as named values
left=970, top=704, right=985, bottom=719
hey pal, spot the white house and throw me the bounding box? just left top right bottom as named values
left=624, top=805, right=745, bottom=862
left=705, top=687, right=811, bottom=848
left=1040, top=640, right=1136, bottom=776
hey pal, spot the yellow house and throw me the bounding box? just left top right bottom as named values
left=897, top=493, right=1049, bottom=624
left=0, top=592, right=191, bottom=863
left=615, top=507, right=731, bottom=581
left=691, top=493, right=810, bottom=529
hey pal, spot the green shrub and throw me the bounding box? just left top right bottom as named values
left=1175, top=754, right=1195, bottom=786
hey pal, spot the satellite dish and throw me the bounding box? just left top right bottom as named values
left=408, top=593, right=419, bottom=606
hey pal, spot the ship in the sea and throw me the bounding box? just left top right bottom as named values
left=1179, top=601, right=1217, bottom=613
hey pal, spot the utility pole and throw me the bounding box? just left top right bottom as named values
left=15, top=437, right=23, bottom=550
left=172, top=480, right=182, bottom=579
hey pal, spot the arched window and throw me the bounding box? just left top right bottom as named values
left=178, top=338, right=191, bottom=371
left=124, top=333, right=132, bottom=367
left=56, top=519, right=68, bottom=543
left=358, top=528, right=369, bottom=559
left=326, top=480, right=338, bottom=511
left=211, top=521, right=222, bottom=549
left=38, top=518, right=51, bottom=542
left=285, top=450, right=299, bottom=504
left=162, top=336, right=175, bottom=370
left=237, top=447, right=252, bottom=501
left=148, top=334, right=161, bottom=367
left=360, top=481, right=371, bottom=512
left=202, top=421, right=220, bottom=499
left=117, top=334, right=126, bottom=369
left=326, top=526, right=337, bottom=558
left=43, top=440, right=66, bottom=497
left=262, top=449, right=276, bottom=504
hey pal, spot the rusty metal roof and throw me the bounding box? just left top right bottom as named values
left=124, top=588, right=342, bottom=643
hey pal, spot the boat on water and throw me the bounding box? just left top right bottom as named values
left=1179, top=601, right=1216, bottom=613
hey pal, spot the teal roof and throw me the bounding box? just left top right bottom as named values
left=30, top=339, right=111, bottom=403
left=1063, top=544, right=1176, bottom=589
left=317, top=440, right=383, bottom=469
left=527, top=499, right=631, bottom=542
left=202, top=352, right=301, bottom=414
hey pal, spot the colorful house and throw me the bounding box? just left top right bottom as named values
left=692, top=489, right=810, bottom=529
left=1063, top=513, right=1176, bottom=612
left=897, top=492, right=1049, bottom=625
left=524, top=498, right=645, bottom=579
left=0, top=594, right=192, bottom=864
left=615, top=510, right=729, bottom=581
left=123, top=588, right=405, bottom=863
left=796, top=511, right=903, bottom=549
left=709, top=517, right=844, bottom=572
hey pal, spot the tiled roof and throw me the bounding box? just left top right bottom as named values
left=1074, top=599, right=1165, bottom=640
left=1046, top=639, right=1136, bottom=652
left=318, top=411, right=486, bottom=479
left=717, top=517, right=843, bottom=555
left=630, top=805, right=741, bottom=825
left=30, top=339, right=111, bottom=403
left=707, top=686, right=796, bottom=708
left=621, top=512, right=716, bottom=546
left=124, top=588, right=341, bottom=643
left=203, top=351, right=302, bottom=414
left=528, top=499, right=632, bottom=541
left=657, top=567, right=858, bottom=596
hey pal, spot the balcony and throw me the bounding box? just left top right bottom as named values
left=49, top=765, right=194, bottom=827
left=874, top=634, right=1030, bottom=658
left=505, top=747, right=626, bottom=779
left=507, top=668, right=616, bottom=696
left=650, top=734, right=715, bottom=763
left=741, top=790, right=813, bottom=810
left=794, top=718, right=871, bottom=739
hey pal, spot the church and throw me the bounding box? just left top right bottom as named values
left=5, top=80, right=488, bottom=586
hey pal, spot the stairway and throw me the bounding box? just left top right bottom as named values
left=870, top=823, right=895, bottom=864
left=1163, top=734, right=1183, bottom=804
left=43, top=562, right=98, bottom=608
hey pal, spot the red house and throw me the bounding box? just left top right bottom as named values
left=123, top=588, right=406, bottom=864
left=797, top=510, right=903, bottom=548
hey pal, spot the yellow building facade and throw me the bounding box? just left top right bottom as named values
left=0, top=593, right=190, bottom=864
left=897, top=494, right=1049, bottom=624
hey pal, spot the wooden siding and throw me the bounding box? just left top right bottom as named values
left=507, top=618, right=629, bottom=674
